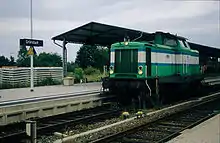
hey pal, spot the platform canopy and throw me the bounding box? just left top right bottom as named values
left=189, top=42, right=220, bottom=58
left=52, top=21, right=220, bottom=57
left=52, top=21, right=151, bottom=46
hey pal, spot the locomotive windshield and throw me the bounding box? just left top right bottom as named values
left=115, top=49, right=138, bottom=74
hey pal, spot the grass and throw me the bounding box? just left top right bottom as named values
left=85, top=74, right=102, bottom=82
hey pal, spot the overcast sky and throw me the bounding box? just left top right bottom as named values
left=0, top=0, right=219, bottom=62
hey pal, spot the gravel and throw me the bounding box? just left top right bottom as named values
left=38, top=99, right=198, bottom=143
left=37, top=135, right=60, bottom=143
left=37, top=108, right=155, bottom=143
left=63, top=100, right=197, bottom=143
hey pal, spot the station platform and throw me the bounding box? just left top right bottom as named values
left=0, top=82, right=115, bottom=125
left=0, top=82, right=101, bottom=104
left=167, top=113, right=220, bottom=143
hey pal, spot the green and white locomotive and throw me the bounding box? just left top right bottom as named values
left=102, top=31, right=202, bottom=107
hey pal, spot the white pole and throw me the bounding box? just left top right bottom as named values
left=30, top=54, right=34, bottom=91
left=30, top=0, right=34, bottom=92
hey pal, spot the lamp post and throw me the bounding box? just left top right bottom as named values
left=30, top=0, right=34, bottom=92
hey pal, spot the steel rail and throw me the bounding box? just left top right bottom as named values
left=0, top=104, right=120, bottom=143
left=91, top=96, right=220, bottom=143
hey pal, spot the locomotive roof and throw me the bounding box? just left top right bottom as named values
left=155, top=31, right=188, bottom=40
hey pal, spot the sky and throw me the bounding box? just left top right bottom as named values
left=0, top=0, right=219, bottom=62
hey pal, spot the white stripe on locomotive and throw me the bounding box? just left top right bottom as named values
left=151, top=52, right=198, bottom=65
left=138, top=51, right=146, bottom=63
left=110, top=50, right=199, bottom=65
left=110, top=51, right=115, bottom=63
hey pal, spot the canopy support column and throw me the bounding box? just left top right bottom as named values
left=63, top=40, right=67, bottom=78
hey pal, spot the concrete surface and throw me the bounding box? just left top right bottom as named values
left=0, top=82, right=115, bottom=125
left=167, top=114, right=220, bottom=143
left=0, top=82, right=101, bottom=103
left=0, top=92, right=114, bottom=125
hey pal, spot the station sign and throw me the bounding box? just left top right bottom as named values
left=20, top=39, right=43, bottom=47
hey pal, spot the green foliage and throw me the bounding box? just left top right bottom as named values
left=0, top=55, right=16, bottom=67
left=37, top=77, right=61, bottom=86
left=94, top=47, right=109, bottom=71
left=35, top=52, right=62, bottom=67
left=0, top=82, right=29, bottom=89
left=67, top=61, right=75, bottom=72
left=9, top=56, right=16, bottom=66
left=84, top=66, right=101, bottom=75
left=75, top=45, right=109, bottom=71
left=85, top=74, right=102, bottom=82
left=16, top=45, right=30, bottom=67
left=75, top=45, right=96, bottom=69
left=67, top=72, right=74, bottom=77
left=16, top=46, right=62, bottom=67
left=74, top=68, right=84, bottom=83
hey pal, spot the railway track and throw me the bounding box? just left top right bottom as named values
left=2, top=87, right=220, bottom=143
left=92, top=97, right=220, bottom=143
left=0, top=104, right=121, bottom=143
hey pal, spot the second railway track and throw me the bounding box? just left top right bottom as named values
left=0, top=104, right=121, bottom=143
left=92, top=95, right=220, bottom=143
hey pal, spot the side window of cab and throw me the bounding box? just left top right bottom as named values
left=178, top=40, right=191, bottom=49
left=163, top=37, right=178, bottom=47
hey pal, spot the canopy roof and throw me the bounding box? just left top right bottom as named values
left=52, top=21, right=220, bottom=57
left=52, top=22, right=152, bottom=46
left=189, top=42, right=220, bottom=57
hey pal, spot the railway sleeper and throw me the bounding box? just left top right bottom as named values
left=145, top=127, right=176, bottom=134
left=120, top=137, right=155, bottom=143
left=154, top=125, right=182, bottom=131
left=157, top=122, right=186, bottom=128
left=128, top=134, right=158, bottom=141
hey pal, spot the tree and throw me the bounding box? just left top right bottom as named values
left=75, top=45, right=96, bottom=69
left=75, top=45, right=109, bottom=71
left=16, top=45, right=62, bottom=67
left=9, top=56, right=16, bottom=66
left=35, top=52, right=62, bottom=67
left=0, top=55, right=16, bottom=67
left=16, top=45, right=30, bottom=67
left=67, top=61, right=75, bottom=72
left=0, top=56, right=10, bottom=66
left=94, top=46, right=109, bottom=71
left=74, top=68, right=84, bottom=82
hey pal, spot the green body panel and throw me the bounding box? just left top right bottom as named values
left=150, top=64, right=200, bottom=77
left=151, top=65, right=175, bottom=77
left=109, top=32, right=201, bottom=80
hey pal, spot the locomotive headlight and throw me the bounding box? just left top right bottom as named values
left=110, top=70, right=114, bottom=74
left=110, top=66, right=114, bottom=74
left=124, top=41, right=129, bottom=45
left=138, top=70, right=143, bottom=75
left=138, top=66, right=143, bottom=75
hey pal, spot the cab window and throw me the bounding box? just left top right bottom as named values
left=184, top=41, right=191, bottom=48
left=164, top=38, right=178, bottom=47
left=178, top=40, right=190, bottom=49
left=178, top=40, right=185, bottom=48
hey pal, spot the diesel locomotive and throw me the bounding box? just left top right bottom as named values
left=102, top=31, right=203, bottom=107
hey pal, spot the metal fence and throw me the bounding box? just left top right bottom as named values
left=0, top=67, right=63, bottom=87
